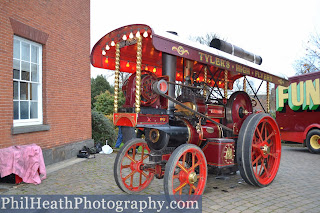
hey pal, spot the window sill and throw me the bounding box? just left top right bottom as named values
left=11, top=124, right=51, bottom=135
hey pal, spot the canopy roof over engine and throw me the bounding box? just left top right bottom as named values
left=91, top=24, right=289, bottom=87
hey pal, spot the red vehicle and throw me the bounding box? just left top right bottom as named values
left=276, top=71, right=320, bottom=153
left=91, top=24, right=289, bottom=197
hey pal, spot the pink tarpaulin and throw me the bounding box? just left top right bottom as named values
left=0, top=144, right=46, bottom=184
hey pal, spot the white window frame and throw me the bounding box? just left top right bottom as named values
left=13, top=35, right=43, bottom=127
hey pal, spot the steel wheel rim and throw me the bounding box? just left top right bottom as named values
left=310, top=135, right=320, bottom=149
left=251, top=117, right=281, bottom=185
left=120, top=142, right=154, bottom=192
left=171, top=148, right=207, bottom=196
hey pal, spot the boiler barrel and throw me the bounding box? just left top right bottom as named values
left=210, top=38, right=262, bottom=65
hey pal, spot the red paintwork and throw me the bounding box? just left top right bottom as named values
left=113, top=113, right=169, bottom=127
left=181, top=119, right=220, bottom=147
left=207, top=104, right=225, bottom=118
left=137, top=114, right=169, bottom=125
left=113, top=113, right=137, bottom=127
left=276, top=72, right=320, bottom=143
left=202, top=138, right=235, bottom=167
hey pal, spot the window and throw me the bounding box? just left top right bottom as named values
left=13, top=36, right=42, bottom=126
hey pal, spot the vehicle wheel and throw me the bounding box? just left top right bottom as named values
left=306, top=129, right=320, bottom=154
left=114, top=138, right=154, bottom=193
left=237, top=113, right=281, bottom=187
left=164, top=144, right=207, bottom=199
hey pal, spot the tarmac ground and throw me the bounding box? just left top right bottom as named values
left=0, top=144, right=319, bottom=213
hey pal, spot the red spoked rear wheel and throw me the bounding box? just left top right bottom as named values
left=114, top=138, right=154, bottom=193
left=237, top=113, right=281, bottom=187
left=164, top=144, right=207, bottom=199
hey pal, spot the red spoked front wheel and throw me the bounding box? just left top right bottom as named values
left=237, top=113, right=281, bottom=187
left=114, top=138, right=154, bottom=193
left=164, top=144, right=207, bottom=198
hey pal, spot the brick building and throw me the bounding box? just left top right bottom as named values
left=0, top=0, right=92, bottom=165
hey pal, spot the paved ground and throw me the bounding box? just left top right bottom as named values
left=1, top=145, right=319, bottom=212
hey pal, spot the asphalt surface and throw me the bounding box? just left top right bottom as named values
left=1, top=145, right=319, bottom=213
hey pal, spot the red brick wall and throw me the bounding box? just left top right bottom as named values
left=0, top=0, right=91, bottom=149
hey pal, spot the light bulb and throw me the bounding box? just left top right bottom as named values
left=122, top=34, right=127, bottom=40
left=102, top=50, right=106, bottom=55
left=153, top=68, right=156, bottom=73
left=143, top=31, right=148, bottom=38
left=126, top=61, right=130, bottom=67
left=111, top=40, right=115, bottom=46
left=129, top=32, right=134, bottom=39
left=105, top=58, right=109, bottom=63
left=136, top=31, right=140, bottom=38
left=106, top=45, right=110, bottom=50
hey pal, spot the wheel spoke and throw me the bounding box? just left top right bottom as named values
left=132, top=146, right=136, bottom=161
left=252, top=155, right=262, bottom=167
left=140, top=145, right=144, bottom=161
left=189, top=185, right=193, bottom=195
left=177, top=163, right=188, bottom=173
left=263, top=122, right=267, bottom=141
left=173, top=174, right=179, bottom=179
left=182, top=153, right=186, bottom=166
left=258, top=161, right=263, bottom=176
left=121, top=164, right=130, bottom=169
left=191, top=162, right=200, bottom=171
left=261, top=160, right=270, bottom=177
left=125, top=153, right=136, bottom=163
left=130, top=173, right=133, bottom=187
left=173, top=181, right=188, bottom=194
left=190, top=184, right=197, bottom=194
left=123, top=170, right=136, bottom=181
left=192, top=152, right=195, bottom=169
left=256, top=126, right=264, bottom=143
left=141, top=171, right=148, bottom=178
left=265, top=132, right=275, bottom=142
left=142, top=154, right=149, bottom=161
left=268, top=152, right=277, bottom=159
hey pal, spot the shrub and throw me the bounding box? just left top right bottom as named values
left=92, top=110, right=116, bottom=147
left=94, top=90, right=125, bottom=115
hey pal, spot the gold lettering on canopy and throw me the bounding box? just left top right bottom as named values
left=198, top=52, right=230, bottom=69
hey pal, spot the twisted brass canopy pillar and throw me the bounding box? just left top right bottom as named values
left=224, top=70, right=228, bottom=99
left=135, top=36, right=143, bottom=113
left=203, top=66, right=207, bottom=98
left=114, top=43, right=120, bottom=113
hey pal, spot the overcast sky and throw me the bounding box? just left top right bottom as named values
left=90, top=0, right=320, bottom=81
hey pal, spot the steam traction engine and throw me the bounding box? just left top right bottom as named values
left=90, top=24, right=289, bottom=196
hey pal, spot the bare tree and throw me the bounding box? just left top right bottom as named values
left=294, top=32, right=320, bottom=75
left=189, top=32, right=224, bottom=46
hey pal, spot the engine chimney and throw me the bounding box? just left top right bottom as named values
left=210, top=38, right=262, bottom=65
